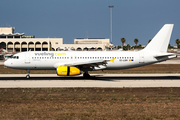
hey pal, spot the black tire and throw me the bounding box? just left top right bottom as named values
left=83, top=73, right=90, bottom=78
left=26, top=75, right=30, bottom=79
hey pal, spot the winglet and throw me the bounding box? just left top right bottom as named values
left=110, top=58, right=116, bottom=63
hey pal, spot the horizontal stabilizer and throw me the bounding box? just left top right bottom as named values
left=154, top=53, right=177, bottom=62
left=154, top=53, right=177, bottom=58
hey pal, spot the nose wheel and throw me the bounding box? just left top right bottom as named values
left=26, top=75, right=30, bottom=79
left=26, top=70, right=30, bottom=79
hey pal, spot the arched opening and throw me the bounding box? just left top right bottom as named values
left=71, top=47, right=75, bottom=51
left=21, top=42, right=27, bottom=52
left=42, top=41, right=48, bottom=51
left=0, top=42, right=6, bottom=50
left=97, top=47, right=102, bottom=51
left=35, top=41, right=41, bottom=51
left=7, top=42, right=13, bottom=52
left=83, top=47, right=88, bottom=51
left=76, top=47, right=82, bottom=51
left=90, top=47, right=96, bottom=51
left=56, top=47, right=61, bottom=51
left=28, top=42, right=34, bottom=51
left=14, top=42, right=20, bottom=52
left=56, top=47, right=64, bottom=51
left=0, top=35, right=6, bottom=38
left=50, top=48, right=55, bottom=51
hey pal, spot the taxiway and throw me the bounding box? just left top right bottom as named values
left=0, top=74, right=180, bottom=88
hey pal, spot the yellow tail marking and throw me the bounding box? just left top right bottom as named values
left=110, top=58, right=116, bottom=63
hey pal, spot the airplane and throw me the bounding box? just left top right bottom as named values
left=4, top=24, right=176, bottom=79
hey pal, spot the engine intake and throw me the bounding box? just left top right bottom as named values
left=56, top=66, right=81, bottom=76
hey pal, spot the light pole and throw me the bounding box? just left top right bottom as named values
left=109, top=5, right=114, bottom=50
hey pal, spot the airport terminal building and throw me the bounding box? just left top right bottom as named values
left=0, top=27, right=111, bottom=53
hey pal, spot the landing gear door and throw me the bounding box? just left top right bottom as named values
left=25, top=53, right=30, bottom=63
left=139, top=53, right=145, bottom=63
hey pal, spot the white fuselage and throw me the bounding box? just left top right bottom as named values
left=4, top=50, right=163, bottom=70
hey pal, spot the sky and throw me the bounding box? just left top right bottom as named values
left=1, top=0, right=180, bottom=46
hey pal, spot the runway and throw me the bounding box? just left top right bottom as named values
left=0, top=74, right=180, bottom=88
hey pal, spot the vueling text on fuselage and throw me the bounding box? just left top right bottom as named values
left=34, top=52, right=66, bottom=57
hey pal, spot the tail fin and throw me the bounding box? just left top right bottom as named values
left=142, top=24, right=174, bottom=53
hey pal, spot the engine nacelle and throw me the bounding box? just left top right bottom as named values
left=56, top=66, right=81, bottom=76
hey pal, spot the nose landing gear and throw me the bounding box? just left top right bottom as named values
left=26, top=70, right=30, bottom=79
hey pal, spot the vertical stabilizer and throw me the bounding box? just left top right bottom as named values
left=142, top=24, right=174, bottom=53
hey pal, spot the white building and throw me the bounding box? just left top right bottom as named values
left=0, top=27, right=111, bottom=53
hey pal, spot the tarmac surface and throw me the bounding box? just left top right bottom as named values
left=1, top=74, right=180, bottom=88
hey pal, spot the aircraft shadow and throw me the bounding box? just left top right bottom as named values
left=1, top=75, right=180, bottom=81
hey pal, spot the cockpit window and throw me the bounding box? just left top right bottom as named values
left=11, top=56, right=19, bottom=59
left=5, top=55, right=19, bottom=60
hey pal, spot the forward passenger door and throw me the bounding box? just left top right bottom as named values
left=25, top=53, right=30, bottom=63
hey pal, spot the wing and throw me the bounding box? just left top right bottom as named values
left=54, top=58, right=115, bottom=70
left=65, top=59, right=107, bottom=67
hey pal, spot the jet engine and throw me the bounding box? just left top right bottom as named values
left=56, top=66, right=81, bottom=76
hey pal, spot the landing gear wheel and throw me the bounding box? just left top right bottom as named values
left=83, top=72, right=90, bottom=78
left=26, top=75, right=30, bottom=79
left=26, top=70, right=30, bottom=79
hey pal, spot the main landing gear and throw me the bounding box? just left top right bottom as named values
left=83, top=72, right=90, bottom=78
left=26, top=70, right=30, bottom=79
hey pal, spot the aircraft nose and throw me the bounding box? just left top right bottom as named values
left=4, top=60, right=10, bottom=67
